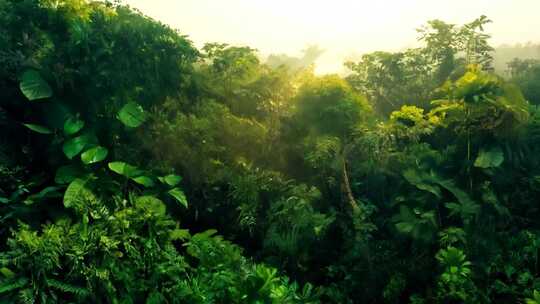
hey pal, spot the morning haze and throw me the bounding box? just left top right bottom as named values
left=125, top=0, right=540, bottom=74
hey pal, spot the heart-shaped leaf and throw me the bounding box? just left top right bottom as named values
left=81, top=146, right=108, bottom=164
left=117, top=102, right=147, bottom=128
left=19, top=70, right=53, bottom=101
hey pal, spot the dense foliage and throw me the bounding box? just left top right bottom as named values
left=2, top=1, right=540, bottom=303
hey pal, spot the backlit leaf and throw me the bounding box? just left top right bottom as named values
left=117, top=102, right=147, bottom=128
left=81, top=146, right=108, bottom=164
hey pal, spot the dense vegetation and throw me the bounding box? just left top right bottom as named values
left=2, top=1, right=540, bottom=303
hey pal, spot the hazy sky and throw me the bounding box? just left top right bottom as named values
left=125, top=0, right=540, bottom=74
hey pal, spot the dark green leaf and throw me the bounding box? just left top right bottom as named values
left=55, top=165, right=85, bottom=184
left=19, top=70, right=52, bottom=101
left=403, top=169, right=441, bottom=198
left=24, top=186, right=62, bottom=205
left=23, top=123, right=52, bottom=134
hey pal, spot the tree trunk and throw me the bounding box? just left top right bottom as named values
left=341, top=152, right=359, bottom=213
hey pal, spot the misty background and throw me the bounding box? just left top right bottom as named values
left=124, top=0, right=540, bottom=75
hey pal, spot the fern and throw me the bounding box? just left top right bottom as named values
left=18, top=288, right=35, bottom=304
left=0, top=277, right=28, bottom=294
left=46, top=278, right=90, bottom=298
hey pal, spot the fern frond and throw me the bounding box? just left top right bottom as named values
left=0, top=277, right=28, bottom=294
left=46, top=278, right=90, bottom=297
left=18, top=288, right=35, bottom=304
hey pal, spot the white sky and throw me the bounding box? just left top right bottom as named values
left=124, top=0, right=540, bottom=74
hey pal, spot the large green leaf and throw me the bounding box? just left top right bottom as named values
left=474, top=147, right=504, bottom=168
left=403, top=169, right=442, bottom=198
left=81, top=146, right=108, bottom=164
left=132, top=176, right=155, bottom=187
left=63, top=134, right=97, bottom=159
left=117, top=102, right=147, bottom=128
left=168, top=187, right=188, bottom=208
left=19, top=70, right=53, bottom=101
left=158, top=174, right=182, bottom=186
left=436, top=179, right=476, bottom=208
left=108, top=161, right=142, bottom=178
left=64, top=117, right=85, bottom=135
left=23, top=123, right=52, bottom=134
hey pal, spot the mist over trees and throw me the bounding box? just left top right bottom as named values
left=2, top=1, right=540, bottom=303
left=493, top=42, right=540, bottom=75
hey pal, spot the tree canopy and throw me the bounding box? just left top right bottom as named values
left=1, top=1, right=540, bottom=303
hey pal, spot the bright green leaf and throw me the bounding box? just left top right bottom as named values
left=170, top=229, right=191, bottom=241
left=64, top=117, right=85, bottom=135
left=117, top=102, right=147, bottom=128
left=474, top=147, right=504, bottom=168
left=19, top=70, right=52, bottom=101
left=81, top=146, right=108, bottom=164
left=63, top=134, right=97, bottom=159
left=132, top=176, right=155, bottom=187
left=158, top=174, right=182, bottom=186
left=108, top=161, right=142, bottom=178
left=168, top=187, right=188, bottom=208
left=23, top=123, right=52, bottom=134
